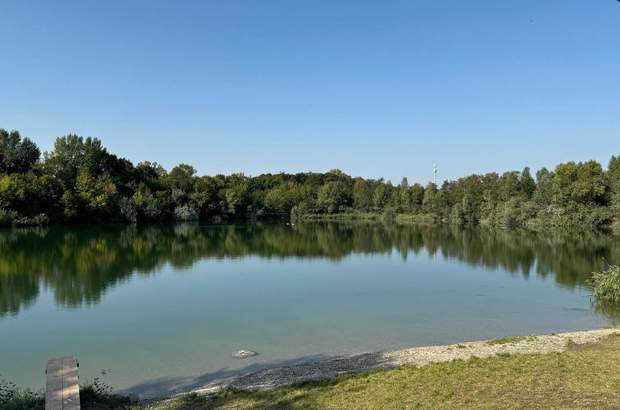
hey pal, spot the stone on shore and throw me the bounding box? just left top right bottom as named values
left=232, top=350, right=259, bottom=359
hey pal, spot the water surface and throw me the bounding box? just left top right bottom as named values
left=0, top=222, right=617, bottom=397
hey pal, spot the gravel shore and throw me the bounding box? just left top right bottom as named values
left=192, top=328, right=618, bottom=395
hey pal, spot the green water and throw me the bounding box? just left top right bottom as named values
left=0, top=222, right=617, bottom=398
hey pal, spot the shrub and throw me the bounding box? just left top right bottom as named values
left=174, top=205, right=198, bottom=221
left=291, top=201, right=312, bottom=220
left=591, top=265, right=620, bottom=306
left=15, top=213, right=50, bottom=226
left=0, top=209, right=18, bottom=226
left=79, top=377, right=131, bottom=408
left=0, top=378, right=131, bottom=410
left=0, top=378, right=43, bottom=410
left=119, top=197, right=138, bottom=223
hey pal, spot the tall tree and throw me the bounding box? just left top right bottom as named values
left=0, top=129, right=40, bottom=174
left=520, top=167, right=536, bottom=199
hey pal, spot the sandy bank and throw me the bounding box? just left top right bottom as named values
left=189, top=328, right=618, bottom=395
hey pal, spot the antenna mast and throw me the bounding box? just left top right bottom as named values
left=433, top=164, right=437, bottom=185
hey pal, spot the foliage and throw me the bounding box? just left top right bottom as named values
left=591, top=265, right=620, bottom=306
left=0, top=209, right=18, bottom=227
left=0, top=377, right=130, bottom=410
left=318, top=181, right=351, bottom=213
left=0, top=378, right=43, bottom=410
left=80, top=377, right=132, bottom=409
left=174, top=205, right=199, bottom=221
left=0, top=129, right=40, bottom=174
left=0, top=127, right=619, bottom=230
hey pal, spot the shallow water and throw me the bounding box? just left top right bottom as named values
left=0, top=222, right=618, bottom=397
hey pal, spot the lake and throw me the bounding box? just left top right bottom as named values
left=0, top=221, right=618, bottom=398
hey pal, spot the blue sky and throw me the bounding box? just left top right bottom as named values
left=0, top=1, right=618, bottom=184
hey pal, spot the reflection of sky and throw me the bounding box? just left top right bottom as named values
left=0, top=247, right=608, bottom=396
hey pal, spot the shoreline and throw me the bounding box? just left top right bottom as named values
left=176, top=328, right=617, bottom=398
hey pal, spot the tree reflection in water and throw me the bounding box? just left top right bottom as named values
left=1, top=222, right=618, bottom=318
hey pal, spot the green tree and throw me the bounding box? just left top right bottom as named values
left=499, top=171, right=521, bottom=202
left=44, top=135, right=112, bottom=188
left=75, top=168, right=119, bottom=218
left=399, top=177, right=412, bottom=212
left=318, top=181, right=351, bottom=213
left=264, top=182, right=309, bottom=214
left=410, top=184, right=425, bottom=212
left=573, top=160, right=606, bottom=205
left=553, top=161, right=606, bottom=205
left=352, top=178, right=372, bottom=211
left=608, top=156, right=620, bottom=218
left=520, top=167, right=536, bottom=198
left=0, top=129, right=40, bottom=173
left=224, top=174, right=250, bottom=214
left=533, top=168, right=553, bottom=206
left=372, top=181, right=393, bottom=211
left=422, top=183, right=439, bottom=214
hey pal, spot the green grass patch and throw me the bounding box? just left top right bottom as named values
left=143, top=334, right=620, bottom=409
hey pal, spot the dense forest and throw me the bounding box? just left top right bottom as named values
left=1, top=128, right=619, bottom=230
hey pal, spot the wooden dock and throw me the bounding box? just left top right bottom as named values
left=45, top=357, right=80, bottom=410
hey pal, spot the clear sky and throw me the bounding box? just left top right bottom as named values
left=0, top=0, right=618, bottom=184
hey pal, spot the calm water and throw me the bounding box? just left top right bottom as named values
left=0, top=222, right=618, bottom=398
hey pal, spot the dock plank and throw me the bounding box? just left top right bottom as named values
left=46, top=357, right=80, bottom=410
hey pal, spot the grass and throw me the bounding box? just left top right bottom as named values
left=142, top=334, right=620, bottom=410
left=6, top=334, right=620, bottom=409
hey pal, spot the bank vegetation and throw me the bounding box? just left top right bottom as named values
left=1, top=128, right=619, bottom=231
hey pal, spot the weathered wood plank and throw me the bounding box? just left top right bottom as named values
left=62, top=357, right=80, bottom=410
left=46, top=356, right=80, bottom=410
left=45, top=358, right=63, bottom=410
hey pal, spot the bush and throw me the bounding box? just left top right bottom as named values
left=15, top=213, right=50, bottom=226
left=591, top=265, right=620, bottom=306
left=0, top=377, right=131, bottom=410
left=0, top=209, right=18, bottom=226
left=0, top=378, right=43, bottom=410
left=119, top=197, right=138, bottom=223
left=291, top=201, right=312, bottom=220
left=79, top=377, right=131, bottom=409
left=0, top=210, right=49, bottom=227
left=174, top=205, right=198, bottom=221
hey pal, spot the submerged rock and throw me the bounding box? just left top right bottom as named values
left=232, top=350, right=259, bottom=359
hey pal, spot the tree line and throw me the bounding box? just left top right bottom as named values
left=1, top=128, right=619, bottom=230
